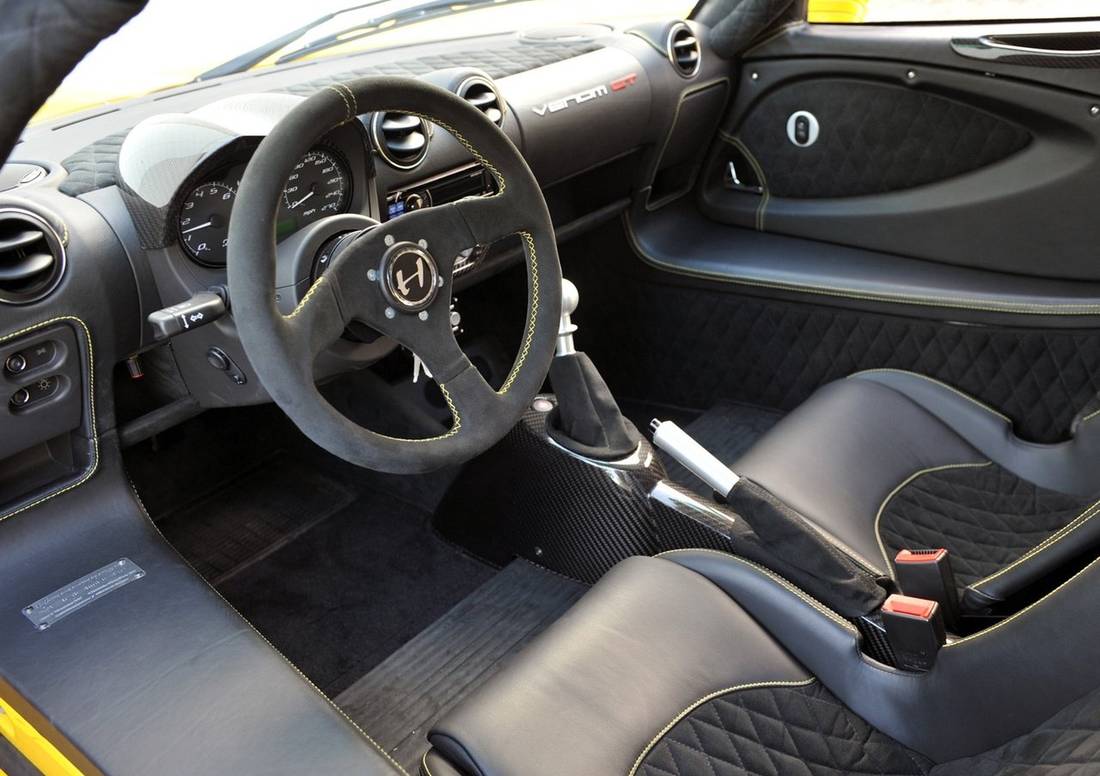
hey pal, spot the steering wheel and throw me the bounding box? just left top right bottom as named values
left=227, top=77, right=562, bottom=474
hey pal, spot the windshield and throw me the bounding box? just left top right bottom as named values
left=37, top=0, right=694, bottom=124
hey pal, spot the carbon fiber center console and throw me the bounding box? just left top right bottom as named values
left=434, top=397, right=762, bottom=584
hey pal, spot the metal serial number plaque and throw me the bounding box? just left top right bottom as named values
left=22, top=558, right=146, bottom=631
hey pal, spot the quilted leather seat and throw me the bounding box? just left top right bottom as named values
left=726, top=369, right=1100, bottom=612
left=423, top=551, right=1100, bottom=776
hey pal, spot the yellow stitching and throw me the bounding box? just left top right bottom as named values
left=0, top=317, right=98, bottom=523
left=373, top=382, right=461, bottom=444
left=497, top=230, right=539, bottom=395
left=336, top=82, right=358, bottom=117
left=286, top=275, right=328, bottom=319
left=873, top=461, right=993, bottom=577
left=324, top=84, right=354, bottom=123
left=1079, top=407, right=1100, bottom=426
left=401, top=109, right=507, bottom=194
left=421, top=751, right=434, bottom=776
left=656, top=549, right=857, bottom=633
left=127, top=482, right=411, bottom=776
left=946, top=551, right=1100, bottom=648
left=627, top=679, right=817, bottom=776
left=623, top=213, right=1100, bottom=315
left=851, top=369, right=1013, bottom=424
left=970, top=497, right=1100, bottom=592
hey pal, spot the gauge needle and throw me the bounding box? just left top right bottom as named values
left=181, top=220, right=213, bottom=234
left=290, top=191, right=315, bottom=209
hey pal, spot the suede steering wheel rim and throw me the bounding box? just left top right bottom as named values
left=227, top=77, right=562, bottom=474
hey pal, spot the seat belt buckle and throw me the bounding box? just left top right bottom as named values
left=895, top=548, right=959, bottom=631
left=881, top=594, right=946, bottom=672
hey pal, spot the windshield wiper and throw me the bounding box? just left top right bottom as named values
left=195, top=1, right=392, bottom=81
left=273, top=0, right=531, bottom=67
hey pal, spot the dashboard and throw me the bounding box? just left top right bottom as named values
left=0, top=18, right=731, bottom=517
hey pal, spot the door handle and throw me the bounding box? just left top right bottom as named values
left=951, top=34, right=1100, bottom=63
left=723, top=160, right=763, bottom=195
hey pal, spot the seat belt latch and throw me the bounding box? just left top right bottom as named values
left=881, top=594, right=946, bottom=672
left=894, top=548, right=959, bottom=631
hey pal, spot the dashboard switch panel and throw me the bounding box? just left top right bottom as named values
left=0, top=323, right=84, bottom=464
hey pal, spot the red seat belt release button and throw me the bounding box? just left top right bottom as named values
left=894, top=548, right=959, bottom=631
left=881, top=594, right=946, bottom=672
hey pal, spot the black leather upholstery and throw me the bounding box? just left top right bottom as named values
left=429, top=556, right=810, bottom=776
left=429, top=551, right=1100, bottom=774
left=732, top=370, right=1100, bottom=607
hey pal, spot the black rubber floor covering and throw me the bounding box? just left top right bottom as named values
left=660, top=401, right=785, bottom=492
left=335, top=560, right=586, bottom=773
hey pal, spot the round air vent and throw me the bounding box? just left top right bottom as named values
left=0, top=209, right=65, bottom=305
left=457, top=76, right=505, bottom=127
left=371, top=112, right=431, bottom=170
left=667, top=22, right=701, bottom=78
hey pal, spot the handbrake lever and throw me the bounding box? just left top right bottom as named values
left=650, top=419, right=740, bottom=498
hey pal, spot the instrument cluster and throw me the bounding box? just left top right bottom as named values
left=177, top=146, right=352, bottom=266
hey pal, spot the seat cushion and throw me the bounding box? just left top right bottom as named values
left=428, top=555, right=809, bottom=776
left=734, top=376, right=984, bottom=574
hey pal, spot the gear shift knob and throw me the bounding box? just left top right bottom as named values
left=557, top=278, right=580, bottom=356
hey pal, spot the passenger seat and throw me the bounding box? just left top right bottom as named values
left=671, top=369, right=1100, bottom=613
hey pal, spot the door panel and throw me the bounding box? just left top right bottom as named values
left=697, top=50, right=1100, bottom=279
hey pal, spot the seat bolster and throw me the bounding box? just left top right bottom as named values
left=665, top=548, right=1100, bottom=762
left=428, top=555, right=809, bottom=776
left=734, top=378, right=984, bottom=573
left=854, top=370, right=1100, bottom=496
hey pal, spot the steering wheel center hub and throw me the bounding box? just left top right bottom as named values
left=381, top=241, right=440, bottom=312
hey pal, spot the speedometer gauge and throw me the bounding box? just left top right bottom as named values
left=179, top=182, right=235, bottom=266
left=280, top=149, right=350, bottom=234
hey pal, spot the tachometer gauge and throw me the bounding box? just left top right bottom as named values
left=179, top=182, right=235, bottom=266
left=280, top=149, right=350, bottom=233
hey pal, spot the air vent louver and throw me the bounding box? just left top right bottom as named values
left=0, top=210, right=64, bottom=305
left=667, top=23, right=701, bottom=78
left=371, top=111, right=430, bottom=170
left=457, top=77, right=505, bottom=127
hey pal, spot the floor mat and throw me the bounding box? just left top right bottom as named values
left=157, top=453, right=356, bottom=585
left=217, top=491, right=496, bottom=697
left=336, top=560, right=586, bottom=773
left=660, top=401, right=785, bottom=491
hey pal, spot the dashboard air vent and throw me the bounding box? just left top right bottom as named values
left=457, top=76, right=505, bottom=127
left=0, top=210, right=65, bottom=305
left=667, top=22, right=701, bottom=78
left=371, top=112, right=431, bottom=170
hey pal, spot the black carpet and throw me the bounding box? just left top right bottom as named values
left=659, top=401, right=785, bottom=492
left=126, top=403, right=493, bottom=698
left=336, top=560, right=586, bottom=772
left=218, top=491, right=495, bottom=697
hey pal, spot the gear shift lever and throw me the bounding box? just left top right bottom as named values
left=548, top=278, right=640, bottom=460
left=557, top=279, right=580, bottom=356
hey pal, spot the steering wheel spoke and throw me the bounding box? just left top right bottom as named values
left=453, top=192, right=528, bottom=247
left=284, top=274, right=352, bottom=364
